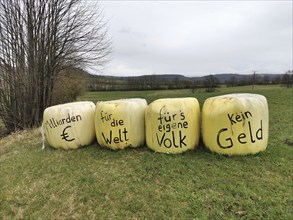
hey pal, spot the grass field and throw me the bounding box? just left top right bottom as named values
left=1, top=85, right=292, bottom=219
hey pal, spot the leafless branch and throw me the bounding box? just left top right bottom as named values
left=0, top=0, right=111, bottom=131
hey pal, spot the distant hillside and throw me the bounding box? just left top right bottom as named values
left=84, top=72, right=284, bottom=91
left=103, top=74, right=187, bottom=83
left=206, top=73, right=281, bottom=84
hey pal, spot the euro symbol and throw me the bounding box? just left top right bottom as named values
left=60, top=126, right=75, bottom=142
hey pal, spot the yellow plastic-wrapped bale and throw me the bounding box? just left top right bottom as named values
left=202, top=93, right=269, bottom=155
left=95, top=99, right=147, bottom=150
left=145, top=98, right=200, bottom=154
left=42, top=101, right=96, bottom=149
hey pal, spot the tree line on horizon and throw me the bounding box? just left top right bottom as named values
left=45, top=70, right=292, bottom=104
left=85, top=71, right=293, bottom=92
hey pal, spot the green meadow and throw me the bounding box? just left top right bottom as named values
left=1, top=85, right=292, bottom=219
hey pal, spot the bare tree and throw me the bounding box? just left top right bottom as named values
left=281, top=70, right=293, bottom=88
left=227, top=76, right=237, bottom=87
left=251, top=71, right=257, bottom=90
left=203, top=74, right=219, bottom=92
left=262, top=75, right=270, bottom=85
left=0, top=0, right=111, bottom=132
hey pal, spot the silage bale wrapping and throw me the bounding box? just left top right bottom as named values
left=42, top=101, right=96, bottom=149
left=202, top=93, right=269, bottom=155
left=145, top=97, right=200, bottom=154
left=95, top=98, right=147, bottom=150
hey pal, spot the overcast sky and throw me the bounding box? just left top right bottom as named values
left=95, top=0, right=292, bottom=77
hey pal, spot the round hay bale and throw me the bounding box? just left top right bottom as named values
left=145, top=98, right=200, bottom=154
left=202, top=93, right=269, bottom=155
left=95, top=98, right=147, bottom=150
left=42, top=101, right=96, bottom=149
